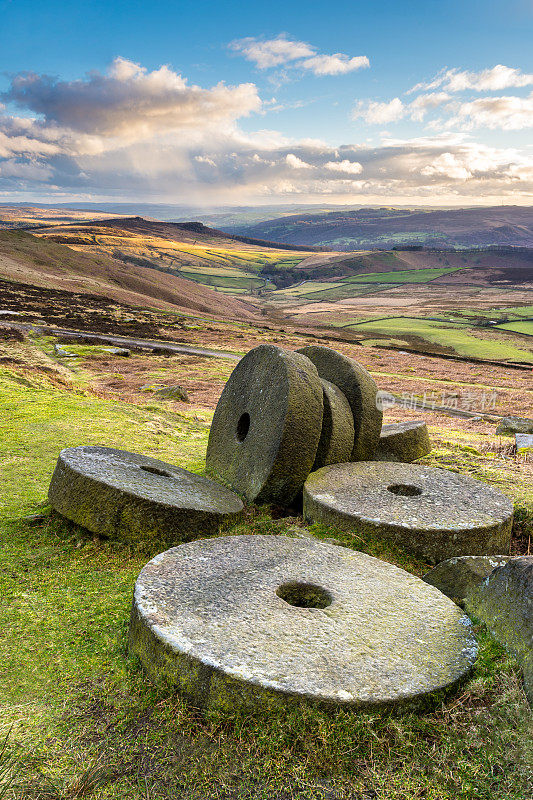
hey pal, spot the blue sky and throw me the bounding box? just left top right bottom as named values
left=1, top=0, right=532, bottom=205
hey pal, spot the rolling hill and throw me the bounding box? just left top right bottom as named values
left=0, top=229, right=260, bottom=319
left=225, top=205, right=533, bottom=250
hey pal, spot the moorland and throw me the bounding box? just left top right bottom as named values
left=0, top=203, right=532, bottom=798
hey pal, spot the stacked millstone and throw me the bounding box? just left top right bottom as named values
left=44, top=342, right=520, bottom=712
left=205, top=344, right=383, bottom=505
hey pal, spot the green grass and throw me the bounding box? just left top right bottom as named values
left=495, top=321, right=533, bottom=336
left=343, top=318, right=533, bottom=362
left=178, top=271, right=267, bottom=290
left=342, top=268, right=462, bottom=284
left=300, top=284, right=395, bottom=302
left=1, top=346, right=532, bottom=799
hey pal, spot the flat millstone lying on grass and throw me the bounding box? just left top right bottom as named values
left=129, top=535, right=478, bottom=712
left=206, top=345, right=323, bottom=504
left=48, top=445, right=244, bottom=542
left=297, top=346, right=382, bottom=461
left=303, top=462, right=513, bottom=564
left=375, top=420, right=431, bottom=463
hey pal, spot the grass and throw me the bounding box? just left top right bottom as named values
left=495, top=321, right=533, bottom=337
left=1, top=341, right=532, bottom=799
left=342, top=318, right=533, bottom=363
left=342, top=268, right=462, bottom=284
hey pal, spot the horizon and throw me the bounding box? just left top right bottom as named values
left=1, top=0, right=532, bottom=206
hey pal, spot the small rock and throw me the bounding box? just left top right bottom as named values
left=516, top=434, right=533, bottom=454
left=423, top=555, right=510, bottom=607
left=102, top=347, right=130, bottom=356
left=154, top=385, right=189, bottom=402
left=496, top=416, right=533, bottom=436
left=466, top=557, right=533, bottom=706
left=54, top=344, right=77, bottom=358
left=375, top=420, right=431, bottom=463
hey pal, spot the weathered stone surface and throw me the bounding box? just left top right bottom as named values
left=154, top=385, right=189, bottom=402
left=516, top=434, right=533, bottom=454
left=129, top=535, right=477, bottom=712
left=48, top=445, right=243, bottom=543
left=496, top=416, right=533, bottom=436
left=313, top=379, right=354, bottom=469
left=423, top=555, right=510, bottom=607
left=375, top=421, right=431, bottom=463
left=206, top=345, right=323, bottom=504
left=297, top=346, right=382, bottom=461
left=466, top=557, right=533, bottom=704
left=303, top=462, right=513, bottom=564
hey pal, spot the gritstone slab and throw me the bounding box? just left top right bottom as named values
left=129, top=534, right=478, bottom=712
left=48, top=445, right=243, bottom=542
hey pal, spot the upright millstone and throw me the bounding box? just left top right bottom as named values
left=129, top=535, right=478, bottom=713
left=297, top=346, right=382, bottom=461
left=313, top=379, right=355, bottom=470
left=206, top=345, right=323, bottom=504
left=48, top=445, right=244, bottom=543
left=375, top=420, right=431, bottom=463
left=303, top=462, right=513, bottom=563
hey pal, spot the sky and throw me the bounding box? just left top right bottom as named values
left=0, top=0, right=532, bottom=206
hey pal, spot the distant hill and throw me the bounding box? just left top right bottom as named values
left=225, top=206, right=533, bottom=250
left=0, top=229, right=259, bottom=319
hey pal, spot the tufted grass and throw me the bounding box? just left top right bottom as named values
left=0, top=344, right=532, bottom=799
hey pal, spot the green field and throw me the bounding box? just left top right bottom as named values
left=343, top=267, right=462, bottom=284
left=344, top=318, right=533, bottom=362
left=302, top=283, right=396, bottom=302
left=179, top=270, right=271, bottom=290
left=496, top=321, right=533, bottom=336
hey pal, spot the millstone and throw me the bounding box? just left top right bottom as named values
left=303, top=462, right=513, bottom=563
left=375, top=420, right=431, bottom=463
left=206, top=345, right=323, bottom=504
left=129, top=535, right=477, bottom=712
left=466, top=557, right=533, bottom=705
left=423, top=555, right=510, bottom=607
left=313, top=379, right=355, bottom=469
left=48, top=445, right=244, bottom=542
left=297, top=346, right=382, bottom=461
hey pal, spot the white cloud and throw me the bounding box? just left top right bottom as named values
left=285, top=153, right=310, bottom=168
left=409, top=92, right=451, bottom=121
left=231, top=35, right=369, bottom=77
left=3, top=57, right=261, bottom=138
left=410, top=64, right=533, bottom=94
left=230, top=36, right=314, bottom=69
left=353, top=97, right=405, bottom=124
left=1, top=59, right=532, bottom=203
left=448, top=93, right=533, bottom=129
left=325, top=159, right=363, bottom=174
left=300, top=54, right=369, bottom=76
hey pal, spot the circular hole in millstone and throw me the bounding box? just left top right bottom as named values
left=276, top=581, right=332, bottom=609
left=236, top=412, right=251, bottom=443
left=387, top=483, right=422, bottom=497
left=140, top=465, right=172, bottom=478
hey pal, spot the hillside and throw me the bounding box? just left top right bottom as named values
left=227, top=205, right=533, bottom=250
left=0, top=229, right=260, bottom=319
left=33, top=216, right=321, bottom=295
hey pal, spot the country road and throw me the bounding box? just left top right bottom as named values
left=4, top=321, right=243, bottom=361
